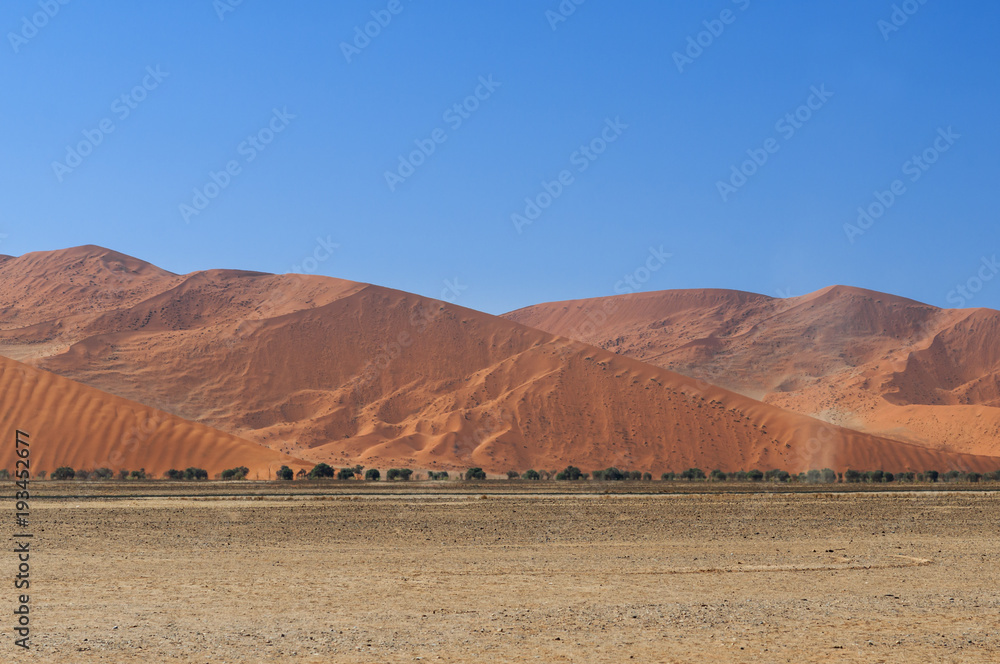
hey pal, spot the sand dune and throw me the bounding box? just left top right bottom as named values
left=505, top=286, right=1000, bottom=457
left=0, top=355, right=308, bottom=478
left=1, top=246, right=996, bottom=474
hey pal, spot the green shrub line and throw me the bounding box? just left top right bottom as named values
left=23, top=463, right=1000, bottom=484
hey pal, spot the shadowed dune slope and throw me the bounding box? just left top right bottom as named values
left=2, top=247, right=997, bottom=474
left=0, top=355, right=309, bottom=478
left=504, top=286, right=1000, bottom=456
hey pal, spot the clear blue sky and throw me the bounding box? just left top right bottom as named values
left=2, top=0, right=998, bottom=313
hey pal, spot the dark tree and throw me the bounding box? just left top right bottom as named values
left=52, top=467, right=75, bottom=481
left=465, top=467, right=487, bottom=481
left=522, top=469, right=541, bottom=480
left=308, top=463, right=335, bottom=479
left=276, top=466, right=294, bottom=481
left=365, top=468, right=381, bottom=481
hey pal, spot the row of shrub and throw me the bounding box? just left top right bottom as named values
left=20, top=464, right=1000, bottom=484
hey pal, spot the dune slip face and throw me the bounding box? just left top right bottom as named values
left=1, top=246, right=998, bottom=475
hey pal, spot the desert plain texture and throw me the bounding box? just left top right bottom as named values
left=23, top=483, right=1000, bottom=663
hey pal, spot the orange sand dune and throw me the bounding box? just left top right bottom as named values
left=0, top=354, right=308, bottom=478
left=505, top=286, right=1000, bottom=457
left=2, top=246, right=996, bottom=474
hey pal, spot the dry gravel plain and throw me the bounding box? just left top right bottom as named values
left=15, top=483, right=1000, bottom=663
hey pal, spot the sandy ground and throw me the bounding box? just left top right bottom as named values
left=16, top=488, right=1000, bottom=662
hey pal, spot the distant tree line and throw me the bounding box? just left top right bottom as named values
left=28, top=463, right=1000, bottom=484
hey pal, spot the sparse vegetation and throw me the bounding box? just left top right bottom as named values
left=506, top=470, right=520, bottom=480
left=522, top=469, right=541, bottom=480
left=52, top=467, right=75, bottom=480
left=555, top=466, right=584, bottom=481
left=220, top=466, right=248, bottom=481
left=387, top=468, right=413, bottom=481
left=307, top=463, right=334, bottom=480
left=465, top=467, right=487, bottom=481
left=337, top=467, right=356, bottom=480
left=276, top=466, right=294, bottom=481
left=427, top=471, right=448, bottom=480
left=365, top=468, right=381, bottom=481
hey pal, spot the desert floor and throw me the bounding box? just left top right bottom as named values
left=18, top=484, right=1000, bottom=662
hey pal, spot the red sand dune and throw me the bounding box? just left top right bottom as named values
left=0, top=354, right=308, bottom=478
left=2, top=246, right=997, bottom=475
left=505, top=286, right=1000, bottom=457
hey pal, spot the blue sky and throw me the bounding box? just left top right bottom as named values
left=2, top=0, right=997, bottom=314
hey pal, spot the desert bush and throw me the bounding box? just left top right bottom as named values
left=595, top=467, right=625, bottom=481
left=884, top=472, right=895, bottom=483
left=128, top=468, right=148, bottom=480
left=387, top=468, right=400, bottom=480
left=660, top=472, right=676, bottom=481
left=821, top=468, right=837, bottom=483
left=220, top=466, right=248, bottom=480
left=985, top=471, right=1000, bottom=482
left=506, top=470, right=520, bottom=480
left=427, top=471, right=448, bottom=480
left=75, top=469, right=91, bottom=480
left=35, top=470, right=47, bottom=480
left=465, top=467, right=487, bottom=481
left=164, top=469, right=184, bottom=480
left=747, top=469, right=764, bottom=482
left=337, top=468, right=356, bottom=480
left=185, top=467, right=208, bottom=480
left=769, top=470, right=791, bottom=482
left=642, top=472, right=652, bottom=481
left=52, top=467, right=75, bottom=481
left=118, top=469, right=130, bottom=480
left=680, top=468, right=706, bottom=481
left=522, top=469, right=541, bottom=480
left=922, top=470, right=939, bottom=483
left=942, top=470, right=964, bottom=483
left=844, top=469, right=863, bottom=483
left=627, top=470, right=642, bottom=481
left=397, top=468, right=413, bottom=481
left=555, top=466, right=584, bottom=481
left=276, top=466, right=294, bottom=481
left=709, top=469, right=726, bottom=482
left=92, top=467, right=113, bottom=480
left=0, top=469, right=9, bottom=480
left=805, top=469, right=821, bottom=484
left=365, top=468, right=381, bottom=481
left=967, top=472, right=982, bottom=483
left=308, top=463, right=335, bottom=480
